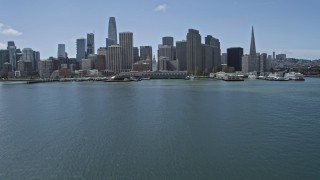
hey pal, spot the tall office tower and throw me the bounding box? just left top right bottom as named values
left=76, top=38, right=86, bottom=63
left=187, top=29, right=202, bottom=74
left=227, top=47, right=243, bottom=72
left=0, top=50, right=9, bottom=70
left=242, top=55, right=250, bottom=73
left=22, top=48, right=36, bottom=70
left=140, top=46, right=153, bottom=61
left=248, top=26, right=260, bottom=72
left=221, top=53, right=227, bottom=64
left=202, top=44, right=214, bottom=74
left=273, top=52, right=275, bottom=60
left=107, top=45, right=122, bottom=74
left=260, top=53, right=268, bottom=73
left=106, top=38, right=114, bottom=48
left=205, top=35, right=221, bottom=71
left=162, top=36, right=174, bottom=46
left=22, top=48, right=34, bottom=62
left=108, top=17, right=117, bottom=45
left=7, top=41, right=15, bottom=47
left=7, top=42, right=17, bottom=71
left=58, top=44, right=66, bottom=58
left=119, top=32, right=133, bottom=72
left=158, top=45, right=174, bottom=61
left=133, top=47, right=140, bottom=63
left=33, top=51, right=40, bottom=71
left=176, top=41, right=187, bottom=71
left=87, top=33, right=95, bottom=55
left=250, top=27, right=256, bottom=57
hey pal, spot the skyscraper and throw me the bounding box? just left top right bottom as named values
left=205, top=35, right=221, bottom=72
left=249, top=26, right=260, bottom=72
left=140, top=46, right=153, bottom=61
left=7, top=42, right=17, bottom=71
left=227, top=47, right=243, bottom=72
left=250, top=27, right=256, bottom=57
left=76, top=38, right=86, bottom=63
left=176, top=40, right=187, bottom=71
left=221, top=53, right=227, bottom=64
left=260, top=53, right=268, bottom=73
left=162, top=36, right=174, bottom=46
left=133, top=47, right=139, bottom=63
left=158, top=45, right=174, bottom=61
left=0, top=50, right=9, bottom=70
left=187, top=29, right=202, bottom=74
left=87, top=33, right=95, bottom=55
left=107, top=45, right=122, bottom=74
left=119, top=32, right=133, bottom=72
left=58, top=44, right=66, bottom=58
left=202, top=44, right=214, bottom=74
left=108, top=17, right=117, bottom=45
left=106, top=38, right=114, bottom=48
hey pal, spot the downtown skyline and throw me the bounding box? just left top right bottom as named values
left=0, top=0, right=319, bottom=60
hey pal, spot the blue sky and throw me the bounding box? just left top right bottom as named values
left=0, top=0, right=319, bottom=60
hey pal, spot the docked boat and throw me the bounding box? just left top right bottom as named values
left=248, top=74, right=257, bottom=80
left=223, top=74, right=244, bottom=81
left=104, top=76, right=132, bottom=82
left=273, top=76, right=289, bottom=81
left=141, top=77, right=151, bottom=80
left=284, top=72, right=305, bottom=81
left=266, top=73, right=288, bottom=81
left=185, top=75, right=195, bottom=80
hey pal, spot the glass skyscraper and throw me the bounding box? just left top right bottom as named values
left=108, top=17, right=117, bottom=45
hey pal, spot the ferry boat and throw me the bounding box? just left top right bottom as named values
left=223, top=74, right=244, bottom=81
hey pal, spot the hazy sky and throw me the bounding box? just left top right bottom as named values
left=0, top=0, right=319, bottom=60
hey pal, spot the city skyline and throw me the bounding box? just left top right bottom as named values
left=0, top=0, right=319, bottom=60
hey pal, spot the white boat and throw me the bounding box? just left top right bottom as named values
left=248, top=74, right=257, bottom=80
left=141, top=77, right=151, bottom=80
left=185, top=75, right=195, bottom=80
left=284, top=72, right=305, bottom=81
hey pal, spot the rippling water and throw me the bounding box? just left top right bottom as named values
left=0, top=79, right=320, bottom=179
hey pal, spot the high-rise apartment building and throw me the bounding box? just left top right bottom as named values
left=187, top=29, right=202, bottom=74
left=227, top=47, right=243, bottom=72
left=87, top=33, right=95, bottom=55
left=119, top=32, right=133, bottom=72
left=76, top=38, right=86, bottom=63
left=176, top=41, right=187, bottom=71
left=108, top=17, right=117, bottom=45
